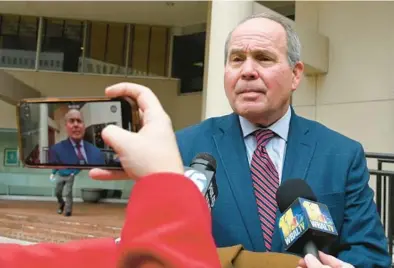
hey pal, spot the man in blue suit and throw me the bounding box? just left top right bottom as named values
left=176, top=13, right=390, bottom=267
left=49, top=109, right=106, bottom=216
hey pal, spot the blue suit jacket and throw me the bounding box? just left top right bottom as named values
left=49, top=139, right=106, bottom=166
left=176, top=108, right=391, bottom=267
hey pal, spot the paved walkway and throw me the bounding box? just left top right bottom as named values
left=0, top=200, right=126, bottom=243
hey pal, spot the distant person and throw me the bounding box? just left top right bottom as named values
left=48, top=109, right=106, bottom=216
left=49, top=168, right=80, bottom=217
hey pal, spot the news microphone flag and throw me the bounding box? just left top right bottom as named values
left=278, top=197, right=338, bottom=254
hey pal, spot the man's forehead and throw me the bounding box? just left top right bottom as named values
left=66, top=110, right=82, bottom=120
left=229, top=18, right=286, bottom=47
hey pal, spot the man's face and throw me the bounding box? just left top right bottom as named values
left=65, top=110, right=85, bottom=141
left=224, top=18, right=304, bottom=125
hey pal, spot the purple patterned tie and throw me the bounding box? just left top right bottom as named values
left=250, top=129, right=279, bottom=251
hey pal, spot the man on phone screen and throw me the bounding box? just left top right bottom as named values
left=48, top=109, right=105, bottom=216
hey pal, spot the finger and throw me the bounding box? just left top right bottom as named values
left=89, top=168, right=129, bottom=180
left=139, top=108, right=144, bottom=120
left=318, top=251, right=346, bottom=267
left=101, top=124, right=137, bottom=158
left=105, top=82, right=164, bottom=115
left=298, top=258, right=307, bottom=268
left=138, top=108, right=145, bottom=127
left=305, top=254, right=323, bottom=267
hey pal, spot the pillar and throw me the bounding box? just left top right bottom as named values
left=201, top=1, right=253, bottom=119
left=39, top=103, right=48, bottom=163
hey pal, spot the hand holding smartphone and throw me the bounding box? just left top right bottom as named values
left=16, top=96, right=141, bottom=170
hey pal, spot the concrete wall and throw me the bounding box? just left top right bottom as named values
left=294, top=1, right=394, bottom=155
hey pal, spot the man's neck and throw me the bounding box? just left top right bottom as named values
left=250, top=105, right=291, bottom=127
left=69, top=138, right=82, bottom=145
left=239, top=106, right=291, bottom=141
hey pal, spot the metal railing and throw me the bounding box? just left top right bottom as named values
left=365, top=152, right=394, bottom=257
left=0, top=48, right=163, bottom=77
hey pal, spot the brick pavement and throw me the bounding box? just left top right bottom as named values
left=0, top=200, right=126, bottom=243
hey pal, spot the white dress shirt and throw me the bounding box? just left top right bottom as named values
left=239, top=107, right=291, bottom=182
left=69, top=138, right=88, bottom=163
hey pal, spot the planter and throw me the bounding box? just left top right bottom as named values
left=81, top=188, right=104, bottom=203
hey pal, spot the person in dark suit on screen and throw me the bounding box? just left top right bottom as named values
left=175, top=13, right=390, bottom=267
left=49, top=108, right=105, bottom=216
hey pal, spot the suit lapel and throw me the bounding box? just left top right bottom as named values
left=83, top=142, right=91, bottom=163
left=282, top=108, right=316, bottom=183
left=64, top=139, right=79, bottom=164
left=271, top=108, right=317, bottom=252
left=213, top=113, right=266, bottom=251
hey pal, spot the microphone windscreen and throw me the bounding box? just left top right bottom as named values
left=191, top=153, right=217, bottom=171
left=276, top=179, right=317, bottom=213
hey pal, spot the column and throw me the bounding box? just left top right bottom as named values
left=201, top=1, right=253, bottom=119
left=39, top=103, right=48, bottom=163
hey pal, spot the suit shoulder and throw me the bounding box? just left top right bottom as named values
left=50, top=139, right=67, bottom=150
left=299, top=116, right=363, bottom=151
left=84, top=141, right=100, bottom=151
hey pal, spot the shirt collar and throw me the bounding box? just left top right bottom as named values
left=69, top=138, right=84, bottom=147
left=239, top=106, right=291, bottom=141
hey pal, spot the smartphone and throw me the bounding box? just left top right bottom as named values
left=16, top=97, right=141, bottom=170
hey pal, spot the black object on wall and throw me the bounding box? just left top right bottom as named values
left=171, top=32, right=206, bottom=94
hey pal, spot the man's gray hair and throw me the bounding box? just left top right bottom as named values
left=224, top=13, right=301, bottom=68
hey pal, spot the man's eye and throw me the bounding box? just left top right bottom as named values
left=231, top=56, right=243, bottom=62
left=257, top=55, right=271, bottom=61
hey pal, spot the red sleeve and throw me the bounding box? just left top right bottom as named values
left=117, top=172, right=221, bottom=268
left=0, top=173, right=220, bottom=268
left=0, top=237, right=117, bottom=268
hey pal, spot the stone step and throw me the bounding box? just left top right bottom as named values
left=1, top=213, right=120, bottom=237
left=0, top=200, right=125, bottom=244
left=0, top=213, right=121, bottom=243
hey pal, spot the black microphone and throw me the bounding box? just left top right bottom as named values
left=183, top=153, right=218, bottom=210
left=276, top=179, right=338, bottom=260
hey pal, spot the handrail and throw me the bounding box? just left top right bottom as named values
left=365, top=152, right=394, bottom=258
left=369, top=169, right=394, bottom=176
left=365, top=152, right=394, bottom=160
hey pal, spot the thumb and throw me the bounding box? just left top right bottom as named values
left=305, top=254, right=324, bottom=267
left=101, top=125, right=137, bottom=158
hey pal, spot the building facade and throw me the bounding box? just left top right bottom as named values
left=0, top=1, right=392, bottom=204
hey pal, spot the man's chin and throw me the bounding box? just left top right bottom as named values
left=236, top=105, right=267, bottom=117
left=235, top=105, right=272, bottom=125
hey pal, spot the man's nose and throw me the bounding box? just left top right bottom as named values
left=241, top=60, right=258, bottom=80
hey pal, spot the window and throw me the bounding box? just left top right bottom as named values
left=0, top=14, right=39, bottom=69
left=171, top=32, right=206, bottom=93
left=39, top=18, right=83, bottom=72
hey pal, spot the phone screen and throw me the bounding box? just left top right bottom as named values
left=17, top=98, right=140, bottom=169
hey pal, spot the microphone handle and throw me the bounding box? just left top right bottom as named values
left=303, top=240, right=320, bottom=261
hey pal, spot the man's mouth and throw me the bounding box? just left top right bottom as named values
left=238, top=88, right=266, bottom=94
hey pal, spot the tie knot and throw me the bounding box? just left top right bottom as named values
left=254, top=129, right=275, bottom=147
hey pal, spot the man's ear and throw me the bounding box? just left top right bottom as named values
left=291, top=61, right=304, bottom=91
